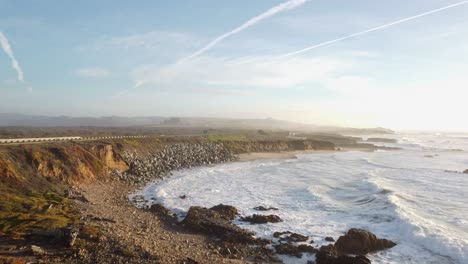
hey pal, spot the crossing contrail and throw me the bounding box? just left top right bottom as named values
left=278, top=0, right=468, bottom=58
left=0, top=31, right=24, bottom=82
left=180, top=0, right=309, bottom=62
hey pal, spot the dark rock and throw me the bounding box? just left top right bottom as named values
left=325, top=236, right=335, bottom=242
left=179, top=195, right=187, bottom=199
left=209, top=204, right=239, bottom=221
left=254, top=206, right=279, bottom=211
left=273, top=231, right=308, bottom=243
left=30, top=226, right=78, bottom=247
left=241, top=214, right=283, bottom=224
left=316, top=251, right=371, bottom=264
left=274, top=243, right=318, bottom=258
left=298, top=244, right=318, bottom=253
left=274, top=244, right=303, bottom=258
left=149, top=204, right=177, bottom=222
left=335, top=228, right=396, bottom=255
left=181, top=206, right=266, bottom=244
left=61, top=226, right=78, bottom=247
left=464, top=169, right=468, bottom=174
left=319, top=244, right=338, bottom=256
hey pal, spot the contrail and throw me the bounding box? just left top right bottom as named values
left=0, top=32, right=24, bottom=82
left=181, top=0, right=309, bottom=62
left=279, top=0, right=468, bottom=58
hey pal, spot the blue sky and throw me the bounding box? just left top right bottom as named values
left=1, top=0, right=468, bottom=130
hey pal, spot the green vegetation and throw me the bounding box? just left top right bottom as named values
left=202, top=134, right=250, bottom=142
left=122, top=138, right=141, bottom=147
left=0, top=184, right=77, bottom=236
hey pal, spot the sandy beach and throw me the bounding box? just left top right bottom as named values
left=238, top=150, right=337, bottom=162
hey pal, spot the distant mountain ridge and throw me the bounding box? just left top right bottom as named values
left=0, top=113, right=393, bottom=134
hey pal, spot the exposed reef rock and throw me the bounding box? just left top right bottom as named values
left=181, top=206, right=267, bottom=245
left=334, top=229, right=396, bottom=255
left=253, top=206, right=279, bottom=211
left=241, top=214, right=283, bottom=224
left=148, top=204, right=177, bottom=222
left=273, top=231, right=308, bottom=243
left=209, top=204, right=239, bottom=221
left=314, top=244, right=371, bottom=264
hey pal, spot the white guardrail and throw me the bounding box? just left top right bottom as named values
left=0, top=135, right=147, bottom=144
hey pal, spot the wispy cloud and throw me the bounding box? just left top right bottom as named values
left=278, top=0, right=468, bottom=58
left=0, top=31, right=24, bottom=82
left=75, top=67, right=111, bottom=78
left=131, top=55, right=352, bottom=90
left=87, top=31, right=202, bottom=52
left=180, top=0, right=309, bottom=62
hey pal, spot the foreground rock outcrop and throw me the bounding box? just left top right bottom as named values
left=240, top=214, right=283, bottom=224
left=273, top=231, right=308, bottom=243
left=181, top=206, right=266, bottom=245
left=274, top=243, right=317, bottom=258
left=315, top=251, right=371, bottom=264
left=334, top=228, right=396, bottom=255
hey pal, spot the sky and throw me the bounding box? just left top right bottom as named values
left=1, top=0, right=468, bottom=131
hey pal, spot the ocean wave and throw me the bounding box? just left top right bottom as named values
left=387, top=194, right=467, bottom=264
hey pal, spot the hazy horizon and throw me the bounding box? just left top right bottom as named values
left=1, top=0, right=468, bottom=131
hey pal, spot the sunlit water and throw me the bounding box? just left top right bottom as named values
left=132, top=132, right=468, bottom=264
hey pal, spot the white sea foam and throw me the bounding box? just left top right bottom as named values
left=133, top=133, right=468, bottom=264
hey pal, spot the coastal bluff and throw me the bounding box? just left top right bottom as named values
left=4, top=134, right=395, bottom=263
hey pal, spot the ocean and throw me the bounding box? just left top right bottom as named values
left=133, top=132, right=468, bottom=263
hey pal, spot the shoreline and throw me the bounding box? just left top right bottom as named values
left=0, top=138, right=390, bottom=263
left=237, top=149, right=337, bottom=162
left=237, top=147, right=377, bottom=162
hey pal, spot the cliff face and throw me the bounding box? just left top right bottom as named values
left=0, top=137, right=336, bottom=187
left=0, top=143, right=128, bottom=186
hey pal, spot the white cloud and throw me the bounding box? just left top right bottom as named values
left=86, top=31, right=202, bottom=53
left=0, top=31, right=24, bottom=82
left=132, top=55, right=351, bottom=90
left=181, top=0, right=310, bottom=61
left=278, top=0, right=468, bottom=58
left=75, top=67, right=111, bottom=78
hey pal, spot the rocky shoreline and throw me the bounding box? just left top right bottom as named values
left=0, top=136, right=397, bottom=263
left=118, top=142, right=397, bottom=263
left=116, top=142, right=236, bottom=185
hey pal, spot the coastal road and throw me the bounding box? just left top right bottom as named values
left=0, top=135, right=148, bottom=145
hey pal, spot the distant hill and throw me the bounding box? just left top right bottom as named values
left=0, top=113, right=393, bottom=134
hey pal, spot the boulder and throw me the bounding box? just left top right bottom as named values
left=464, top=169, right=468, bottom=174
left=149, top=204, right=177, bottom=222
left=334, top=229, right=396, bottom=255
left=274, top=243, right=318, bottom=258
left=315, top=251, right=371, bottom=264
left=274, top=244, right=303, bottom=258
left=181, top=206, right=265, bottom=244
left=254, top=206, right=279, bottom=211
left=273, top=231, right=308, bottom=243
left=315, top=244, right=371, bottom=264
left=241, top=214, right=283, bottom=224
left=209, top=204, right=239, bottom=221
left=325, top=237, right=335, bottom=242
left=298, top=244, right=318, bottom=254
